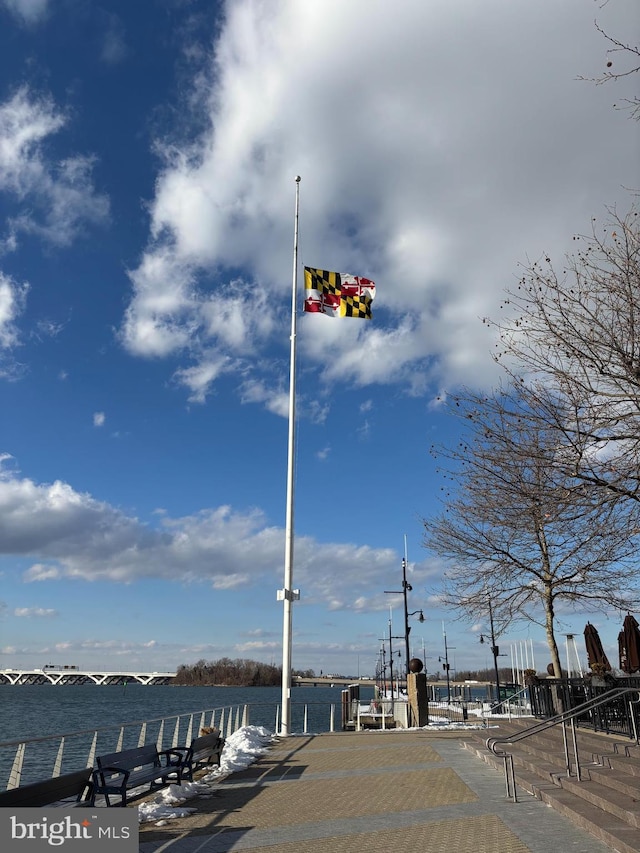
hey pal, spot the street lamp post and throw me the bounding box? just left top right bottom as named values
left=384, top=551, right=424, bottom=681
left=440, top=625, right=455, bottom=704
left=377, top=644, right=386, bottom=696
left=381, top=619, right=405, bottom=701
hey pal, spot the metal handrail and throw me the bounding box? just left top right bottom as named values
left=476, top=685, right=532, bottom=724
left=487, top=686, right=640, bottom=802
left=1, top=703, right=247, bottom=790
left=0, top=700, right=341, bottom=791
left=498, top=685, right=530, bottom=719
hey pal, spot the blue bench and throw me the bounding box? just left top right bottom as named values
left=91, top=744, right=184, bottom=807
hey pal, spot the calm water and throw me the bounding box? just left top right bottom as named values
left=0, top=684, right=373, bottom=785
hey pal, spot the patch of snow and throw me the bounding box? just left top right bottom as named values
left=137, top=725, right=274, bottom=824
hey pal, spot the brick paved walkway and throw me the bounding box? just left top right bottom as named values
left=138, top=731, right=612, bottom=852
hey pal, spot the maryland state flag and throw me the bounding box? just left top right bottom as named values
left=303, top=267, right=376, bottom=319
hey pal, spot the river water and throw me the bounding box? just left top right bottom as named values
left=0, top=684, right=373, bottom=786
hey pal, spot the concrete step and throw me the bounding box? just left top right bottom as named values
left=587, top=763, right=640, bottom=799
left=484, top=721, right=640, bottom=776
left=605, top=746, right=640, bottom=778
left=492, top=725, right=640, bottom=787
left=463, top=729, right=640, bottom=853
left=556, top=771, right=640, bottom=829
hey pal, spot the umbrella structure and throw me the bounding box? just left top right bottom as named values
left=584, top=622, right=611, bottom=672
left=619, top=613, right=640, bottom=674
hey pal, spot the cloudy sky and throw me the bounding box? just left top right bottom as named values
left=0, top=0, right=638, bottom=679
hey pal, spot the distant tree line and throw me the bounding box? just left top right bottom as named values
left=173, top=658, right=316, bottom=686
left=453, top=668, right=520, bottom=684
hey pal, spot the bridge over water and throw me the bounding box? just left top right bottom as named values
left=0, top=667, right=176, bottom=686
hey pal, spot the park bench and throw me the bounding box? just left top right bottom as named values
left=91, top=743, right=184, bottom=807
left=0, top=768, right=93, bottom=807
left=176, top=730, right=225, bottom=782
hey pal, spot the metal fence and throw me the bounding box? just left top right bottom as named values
left=345, top=691, right=534, bottom=731
left=0, top=700, right=341, bottom=790
left=527, top=676, right=640, bottom=738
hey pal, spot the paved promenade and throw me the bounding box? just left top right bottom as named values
left=138, top=730, right=611, bottom=853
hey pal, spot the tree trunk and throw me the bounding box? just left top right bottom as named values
left=544, top=593, right=562, bottom=676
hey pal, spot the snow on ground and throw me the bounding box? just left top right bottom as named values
left=137, top=725, right=274, bottom=824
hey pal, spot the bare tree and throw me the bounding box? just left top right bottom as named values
left=488, top=208, right=640, bottom=506
left=425, top=381, right=640, bottom=675
left=578, top=19, right=640, bottom=121
left=427, top=16, right=640, bottom=673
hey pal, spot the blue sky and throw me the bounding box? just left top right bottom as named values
left=0, top=0, right=638, bottom=679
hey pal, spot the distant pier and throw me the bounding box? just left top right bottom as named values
left=293, top=675, right=492, bottom=695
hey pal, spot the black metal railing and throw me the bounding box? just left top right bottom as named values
left=487, top=686, right=640, bottom=801
left=527, top=676, right=640, bottom=737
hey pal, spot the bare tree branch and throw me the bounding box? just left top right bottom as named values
left=425, top=381, right=640, bottom=676
left=488, top=208, right=640, bottom=505
left=577, top=20, right=640, bottom=120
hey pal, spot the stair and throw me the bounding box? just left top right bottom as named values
left=463, top=721, right=640, bottom=853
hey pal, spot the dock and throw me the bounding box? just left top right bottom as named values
left=138, top=729, right=613, bottom=853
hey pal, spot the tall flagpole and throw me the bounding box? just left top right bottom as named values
left=278, top=175, right=301, bottom=736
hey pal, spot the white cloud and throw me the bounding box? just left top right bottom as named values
left=100, top=15, right=127, bottom=65
left=14, top=606, right=56, bottom=617
left=0, top=468, right=417, bottom=610
left=212, top=573, right=250, bottom=590
left=93, top=412, right=105, bottom=427
left=1, top=0, right=48, bottom=25
left=0, top=87, right=64, bottom=188
left=121, top=248, right=198, bottom=357
left=235, top=640, right=279, bottom=654
left=24, top=563, right=60, bottom=581
left=51, top=638, right=158, bottom=656
left=199, top=279, right=278, bottom=353
left=238, top=378, right=329, bottom=422
left=120, top=0, right=638, bottom=407
left=0, top=87, right=109, bottom=248
left=0, top=272, right=28, bottom=349
left=174, top=352, right=234, bottom=403
left=34, top=319, right=64, bottom=339
left=239, top=379, right=289, bottom=418
left=0, top=452, right=15, bottom=472
left=0, top=273, right=28, bottom=378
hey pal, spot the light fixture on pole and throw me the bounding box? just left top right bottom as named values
left=440, top=623, right=455, bottom=704
left=384, top=537, right=424, bottom=681
left=407, top=609, right=425, bottom=662
left=381, top=614, right=405, bottom=702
